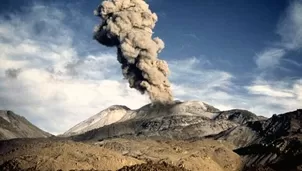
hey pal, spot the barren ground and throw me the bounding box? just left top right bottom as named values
left=0, top=137, right=243, bottom=171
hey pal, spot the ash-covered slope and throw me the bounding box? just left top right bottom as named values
left=64, top=105, right=133, bottom=136
left=64, top=101, right=220, bottom=137
left=70, top=101, right=260, bottom=141
left=0, top=110, right=51, bottom=140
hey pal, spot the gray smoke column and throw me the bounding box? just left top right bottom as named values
left=5, top=68, right=22, bottom=79
left=93, top=0, right=173, bottom=104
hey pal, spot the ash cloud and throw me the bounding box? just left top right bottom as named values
left=5, top=68, right=22, bottom=79
left=93, top=0, right=173, bottom=104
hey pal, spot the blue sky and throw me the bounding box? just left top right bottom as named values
left=0, top=0, right=301, bottom=134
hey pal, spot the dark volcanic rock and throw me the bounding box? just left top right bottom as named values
left=212, top=109, right=302, bottom=148
left=237, top=137, right=302, bottom=171
left=214, top=109, right=260, bottom=124
left=231, top=109, right=302, bottom=170
left=117, top=161, right=189, bottom=171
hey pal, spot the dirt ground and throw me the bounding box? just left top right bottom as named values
left=96, top=138, right=242, bottom=171
left=117, top=161, right=189, bottom=171
left=0, top=138, right=243, bottom=171
left=0, top=138, right=142, bottom=171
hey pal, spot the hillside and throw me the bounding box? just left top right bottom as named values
left=70, top=101, right=259, bottom=141
left=0, top=110, right=51, bottom=140
left=64, top=105, right=133, bottom=136
left=0, top=137, right=242, bottom=171
left=0, top=104, right=301, bottom=170
left=65, top=101, right=301, bottom=170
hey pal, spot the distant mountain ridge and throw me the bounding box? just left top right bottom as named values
left=63, top=101, right=221, bottom=137
left=0, top=110, right=52, bottom=140
left=66, top=101, right=260, bottom=141
left=1, top=102, right=301, bottom=170
left=66, top=102, right=301, bottom=170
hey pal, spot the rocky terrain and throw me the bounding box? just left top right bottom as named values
left=0, top=101, right=301, bottom=171
left=0, top=137, right=242, bottom=171
left=0, top=110, right=51, bottom=140
left=232, top=109, right=302, bottom=171
left=65, top=102, right=302, bottom=171
left=0, top=138, right=142, bottom=171
left=117, top=161, right=189, bottom=171
left=212, top=109, right=300, bottom=146
left=70, top=101, right=260, bottom=141
left=63, top=101, right=222, bottom=137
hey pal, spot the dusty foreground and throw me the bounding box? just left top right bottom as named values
left=0, top=138, right=242, bottom=171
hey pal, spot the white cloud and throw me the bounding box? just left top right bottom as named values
left=246, top=85, right=294, bottom=98
left=168, top=57, right=238, bottom=110
left=255, top=0, right=302, bottom=70
left=282, top=58, right=302, bottom=67
left=172, top=78, right=302, bottom=117
left=255, top=48, right=286, bottom=69
left=245, top=79, right=302, bottom=114
left=169, top=57, right=233, bottom=90
left=169, top=57, right=301, bottom=116
left=277, top=0, right=302, bottom=50
left=0, top=5, right=149, bottom=135
left=248, top=1, right=302, bottom=114
left=294, top=81, right=302, bottom=100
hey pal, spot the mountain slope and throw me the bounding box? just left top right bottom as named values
left=64, top=101, right=221, bottom=137
left=212, top=109, right=302, bottom=148
left=0, top=138, right=242, bottom=171
left=0, top=110, right=51, bottom=140
left=64, top=105, right=133, bottom=136
left=69, top=105, right=301, bottom=170
left=214, top=109, right=262, bottom=125
left=211, top=109, right=302, bottom=170
left=70, top=101, right=262, bottom=141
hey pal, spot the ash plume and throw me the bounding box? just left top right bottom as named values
left=5, top=68, right=22, bottom=79
left=93, top=0, right=173, bottom=104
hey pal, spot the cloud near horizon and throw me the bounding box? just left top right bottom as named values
left=0, top=3, right=301, bottom=134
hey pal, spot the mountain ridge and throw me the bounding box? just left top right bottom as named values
left=0, top=110, right=52, bottom=140
left=68, top=101, right=262, bottom=142
left=64, top=100, right=221, bottom=137
left=0, top=102, right=301, bottom=171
